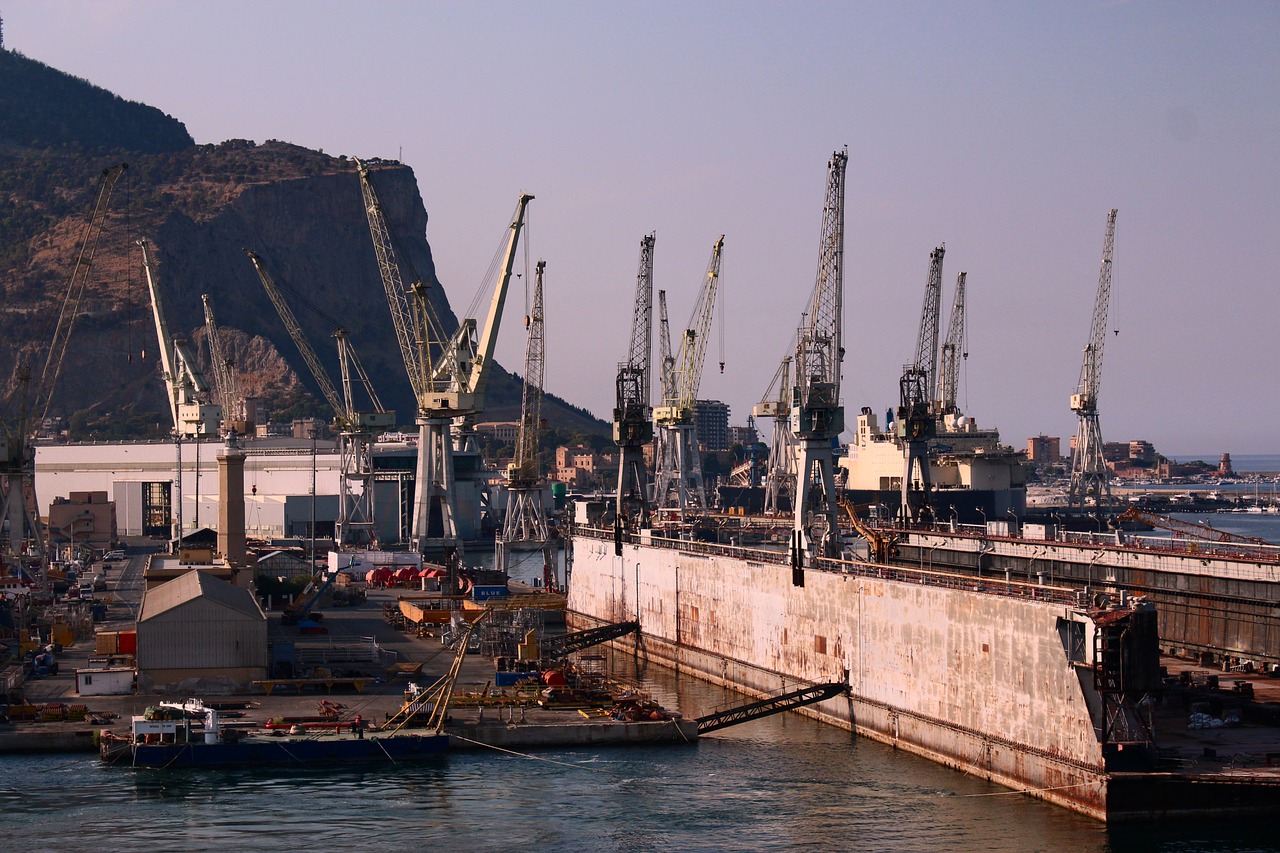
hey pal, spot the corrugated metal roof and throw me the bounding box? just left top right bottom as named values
left=139, top=569, right=265, bottom=623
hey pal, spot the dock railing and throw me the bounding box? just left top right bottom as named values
left=573, top=524, right=1082, bottom=606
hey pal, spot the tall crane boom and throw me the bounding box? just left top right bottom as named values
left=936, top=271, right=967, bottom=416
left=790, top=149, right=848, bottom=567
left=896, top=244, right=945, bottom=523
left=511, top=261, right=546, bottom=485
left=248, top=250, right=345, bottom=422
left=1067, top=208, right=1118, bottom=511
left=614, top=235, right=656, bottom=541
left=202, top=294, right=246, bottom=431
left=249, top=249, right=393, bottom=546
left=357, top=159, right=532, bottom=559
left=2, top=162, right=126, bottom=564
left=140, top=239, right=220, bottom=437
left=497, top=260, right=551, bottom=577
left=31, top=163, right=128, bottom=432
left=656, top=289, right=675, bottom=404
left=660, top=236, right=724, bottom=419
left=653, top=237, right=724, bottom=517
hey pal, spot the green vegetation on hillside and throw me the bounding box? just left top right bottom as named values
left=0, top=49, right=193, bottom=153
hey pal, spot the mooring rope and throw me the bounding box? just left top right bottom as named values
left=446, top=732, right=611, bottom=774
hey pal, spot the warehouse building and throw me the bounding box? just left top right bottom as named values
left=136, top=569, right=268, bottom=693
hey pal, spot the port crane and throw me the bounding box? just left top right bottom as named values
left=935, top=271, right=967, bottom=420
left=141, top=239, right=222, bottom=438
left=1, top=163, right=126, bottom=564
left=496, top=260, right=551, bottom=581
left=754, top=354, right=795, bottom=515
left=897, top=244, right=944, bottom=524
left=789, top=150, right=847, bottom=569
left=248, top=250, right=395, bottom=547
left=613, top=234, right=656, bottom=550
left=653, top=237, right=724, bottom=520
left=358, top=159, right=531, bottom=560
left=201, top=294, right=250, bottom=435
left=1067, top=209, right=1118, bottom=511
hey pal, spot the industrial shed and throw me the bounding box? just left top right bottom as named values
left=136, top=569, right=268, bottom=693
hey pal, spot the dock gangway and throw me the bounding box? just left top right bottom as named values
left=542, top=620, right=640, bottom=659
left=695, top=681, right=848, bottom=734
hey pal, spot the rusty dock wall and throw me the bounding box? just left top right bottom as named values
left=566, top=527, right=1111, bottom=820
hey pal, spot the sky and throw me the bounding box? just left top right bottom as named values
left=4, top=1, right=1278, bottom=456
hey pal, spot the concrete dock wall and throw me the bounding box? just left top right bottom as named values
left=567, top=534, right=1110, bottom=819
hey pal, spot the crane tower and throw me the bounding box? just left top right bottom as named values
left=358, top=159, right=531, bottom=560
left=613, top=234, right=655, bottom=548
left=935, top=271, right=967, bottom=420
left=1067, top=209, right=1118, bottom=511
left=653, top=237, right=724, bottom=521
left=790, top=149, right=848, bottom=570
left=249, top=250, right=394, bottom=546
left=897, top=245, right=944, bottom=524
left=497, top=260, right=551, bottom=579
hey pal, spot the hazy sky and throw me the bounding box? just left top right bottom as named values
left=6, top=1, right=1278, bottom=456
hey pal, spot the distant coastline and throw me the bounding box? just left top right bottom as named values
left=1164, top=454, right=1280, bottom=474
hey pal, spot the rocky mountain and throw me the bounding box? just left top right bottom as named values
left=0, top=48, right=605, bottom=441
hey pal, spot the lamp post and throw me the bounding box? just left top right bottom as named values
left=977, top=506, right=987, bottom=531
left=1006, top=507, right=1018, bottom=536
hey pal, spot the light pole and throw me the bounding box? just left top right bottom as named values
left=1006, top=507, right=1017, bottom=536
left=977, top=506, right=987, bottom=532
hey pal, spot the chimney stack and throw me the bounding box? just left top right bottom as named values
left=217, top=431, right=247, bottom=571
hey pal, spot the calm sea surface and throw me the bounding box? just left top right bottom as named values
left=6, top=522, right=1280, bottom=849
left=5, top=653, right=1280, bottom=852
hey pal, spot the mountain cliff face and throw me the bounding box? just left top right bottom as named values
left=0, top=49, right=604, bottom=440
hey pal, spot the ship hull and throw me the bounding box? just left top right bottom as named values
left=107, top=732, right=449, bottom=768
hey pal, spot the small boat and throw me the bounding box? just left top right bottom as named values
left=100, top=699, right=448, bottom=768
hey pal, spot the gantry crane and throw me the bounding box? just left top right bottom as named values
left=357, top=159, right=531, bottom=560
left=1067, top=209, right=1118, bottom=511
left=754, top=354, right=794, bottom=515
left=497, top=260, right=551, bottom=579
left=653, top=237, right=724, bottom=520
left=789, top=150, right=847, bottom=569
left=141, top=239, right=222, bottom=438
left=1, top=163, right=126, bottom=564
left=613, top=234, right=656, bottom=548
left=248, top=249, right=394, bottom=547
left=935, top=271, right=967, bottom=420
left=897, top=244, right=944, bottom=524
left=202, top=294, right=251, bottom=434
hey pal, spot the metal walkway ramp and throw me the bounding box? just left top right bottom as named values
left=695, top=681, right=847, bottom=734
left=543, top=620, right=640, bottom=658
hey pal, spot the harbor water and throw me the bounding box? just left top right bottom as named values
left=4, top=655, right=1280, bottom=851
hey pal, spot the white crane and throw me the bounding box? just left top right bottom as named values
left=248, top=250, right=395, bottom=547
left=790, top=150, right=847, bottom=569
left=357, top=159, right=531, bottom=560
left=140, top=240, right=221, bottom=438
left=1067, top=209, right=1118, bottom=511
left=497, top=260, right=550, bottom=580
left=653, top=237, right=724, bottom=521
left=613, top=234, right=656, bottom=545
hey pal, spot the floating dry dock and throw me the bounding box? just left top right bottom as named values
left=567, top=523, right=1280, bottom=823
